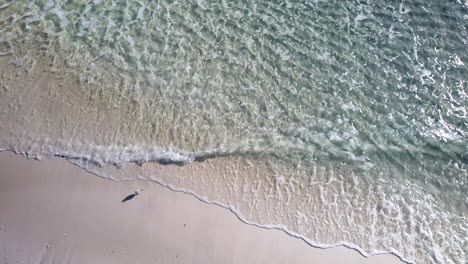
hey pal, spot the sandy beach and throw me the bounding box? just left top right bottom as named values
left=0, top=151, right=402, bottom=263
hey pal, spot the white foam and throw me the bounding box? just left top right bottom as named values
left=2, top=131, right=468, bottom=264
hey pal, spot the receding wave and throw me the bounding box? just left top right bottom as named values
left=1, top=0, right=467, bottom=263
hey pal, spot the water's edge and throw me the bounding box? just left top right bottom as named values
left=0, top=149, right=410, bottom=264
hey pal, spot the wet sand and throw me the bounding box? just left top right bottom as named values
left=0, top=151, right=402, bottom=264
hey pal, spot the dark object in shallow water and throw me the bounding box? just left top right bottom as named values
left=121, top=189, right=143, bottom=203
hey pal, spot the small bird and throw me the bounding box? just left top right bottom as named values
left=133, top=189, right=144, bottom=196
left=122, top=189, right=144, bottom=203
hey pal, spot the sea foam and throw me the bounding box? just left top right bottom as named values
left=1, top=0, right=467, bottom=263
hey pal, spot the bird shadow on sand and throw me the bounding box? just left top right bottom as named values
left=121, top=194, right=137, bottom=203
left=121, top=189, right=143, bottom=203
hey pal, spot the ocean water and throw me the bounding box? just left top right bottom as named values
left=0, top=0, right=467, bottom=263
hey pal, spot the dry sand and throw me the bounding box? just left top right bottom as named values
left=0, top=151, right=402, bottom=264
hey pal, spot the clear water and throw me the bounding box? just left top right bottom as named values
left=0, top=0, right=467, bottom=263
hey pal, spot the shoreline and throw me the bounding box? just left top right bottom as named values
left=0, top=151, right=402, bottom=263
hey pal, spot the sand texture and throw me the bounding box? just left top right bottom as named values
left=0, top=151, right=403, bottom=263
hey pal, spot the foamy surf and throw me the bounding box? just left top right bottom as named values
left=1, top=0, right=467, bottom=263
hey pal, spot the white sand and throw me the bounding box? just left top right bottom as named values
left=0, top=151, right=402, bottom=264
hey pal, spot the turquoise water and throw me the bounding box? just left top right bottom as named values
left=0, top=1, right=467, bottom=263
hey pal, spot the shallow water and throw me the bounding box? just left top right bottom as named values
left=0, top=0, right=467, bottom=263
